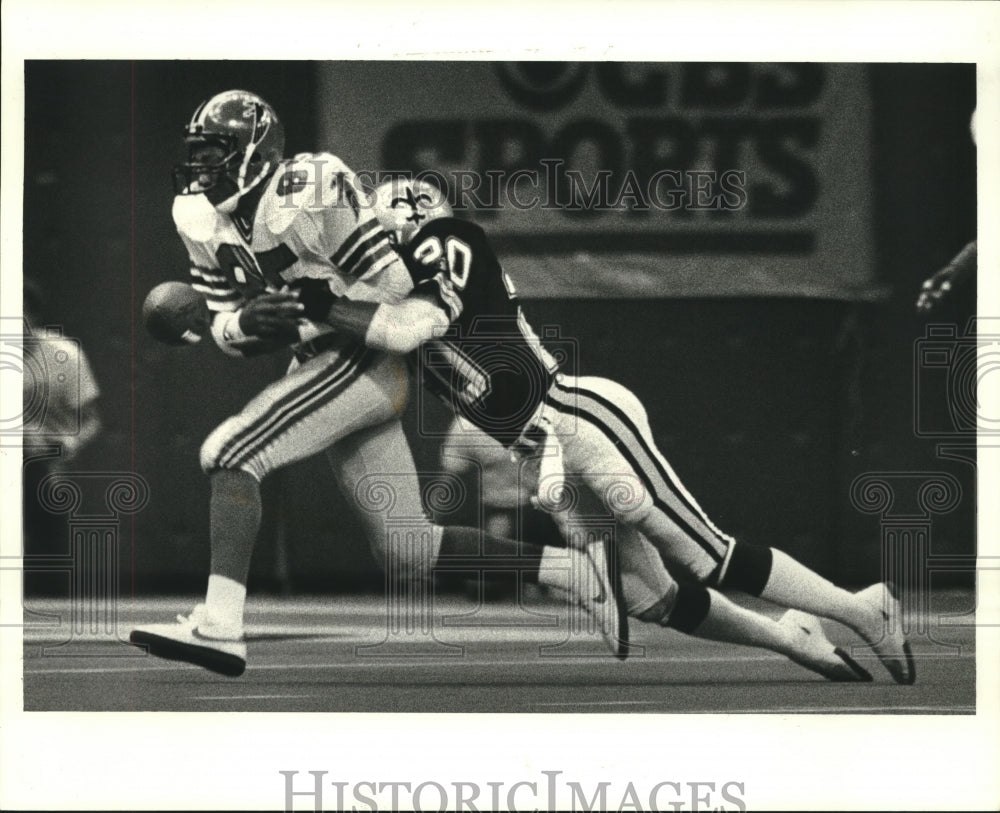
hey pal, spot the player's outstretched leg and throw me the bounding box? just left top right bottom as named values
left=547, top=375, right=912, bottom=682
left=718, top=544, right=915, bottom=684
left=637, top=584, right=872, bottom=682
left=129, top=469, right=256, bottom=675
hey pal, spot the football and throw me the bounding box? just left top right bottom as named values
left=142, top=281, right=211, bottom=346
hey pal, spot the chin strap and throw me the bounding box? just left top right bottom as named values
left=215, top=162, right=272, bottom=213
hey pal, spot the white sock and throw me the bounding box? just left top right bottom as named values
left=763, top=549, right=869, bottom=633
left=205, top=574, right=247, bottom=628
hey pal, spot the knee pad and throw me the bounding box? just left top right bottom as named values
left=660, top=583, right=711, bottom=634
left=717, top=542, right=773, bottom=596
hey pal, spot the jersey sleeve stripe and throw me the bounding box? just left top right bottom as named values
left=195, top=286, right=241, bottom=304
left=355, top=248, right=400, bottom=280
left=190, top=269, right=230, bottom=286
left=335, top=232, right=389, bottom=275
left=190, top=273, right=238, bottom=294
left=330, top=221, right=382, bottom=267
left=343, top=239, right=394, bottom=277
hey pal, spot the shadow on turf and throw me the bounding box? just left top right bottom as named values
left=244, top=632, right=355, bottom=643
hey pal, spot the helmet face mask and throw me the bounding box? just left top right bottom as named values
left=173, top=90, right=285, bottom=209
left=172, top=134, right=242, bottom=200
left=372, top=179, right=453, bottom=247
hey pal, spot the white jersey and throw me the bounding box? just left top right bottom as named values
left=172, top=152, right=413, bottom=352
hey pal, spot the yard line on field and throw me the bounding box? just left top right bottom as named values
left=194, top=694, right=321, bottom=701
left=534, top=703, right=975, bottom=713
left=533, top=700, right=679, bottom=707
left=24, top=663, right=199, bottom=674
left=720, top=705, right=976, bottom=714
left=23, top=653, right=787, bottom=675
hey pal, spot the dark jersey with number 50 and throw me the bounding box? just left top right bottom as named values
left=401, top=217, right=560, bottom=446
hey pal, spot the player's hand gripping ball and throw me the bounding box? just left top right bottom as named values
left=142, top=281, right=211, bottom=345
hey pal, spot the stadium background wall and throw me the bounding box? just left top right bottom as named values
left=20, top=61, right=976, bottom=594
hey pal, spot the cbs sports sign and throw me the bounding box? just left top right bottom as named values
left=320, top=63, right=877, bottom=300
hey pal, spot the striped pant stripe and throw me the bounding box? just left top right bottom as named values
left=215, top=346, right=370, bottom=471
left=556, top=381, right=735, bottom=548
left=547, top=383, right=728, bottom=564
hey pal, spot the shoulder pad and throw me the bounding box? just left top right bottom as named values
left=172, top=194, right=225, bottom=243
left=259, top=153, right=361, bottom=236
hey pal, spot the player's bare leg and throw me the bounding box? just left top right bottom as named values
left=131, top=351, right=409, bottom=675
left=330, top=420, right=628, bottom=657
left=634, top=579, right=870, bottom=682
left=128, top=469, right=258, bottom=676
left=718, top=544, right=914, bottom=684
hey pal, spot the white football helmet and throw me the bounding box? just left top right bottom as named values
left=371, top=178, right=453, bottom=246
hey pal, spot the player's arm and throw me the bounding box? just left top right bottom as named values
left=290, top=277, right=450, bottom=354
left=331, top=292, right=449, bottom=354
left=209, top=291, right=304, bottom=358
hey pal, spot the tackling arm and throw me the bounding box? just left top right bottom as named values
left=322, top=294, right=450, bottom=355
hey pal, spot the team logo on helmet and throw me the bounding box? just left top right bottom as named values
left=373, top=179, right=452, bottom=246
left=392, top=186, right=436, bottom=226
left=248, top=101, right=270, bottom=144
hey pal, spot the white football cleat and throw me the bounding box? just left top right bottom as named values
left=779, top=609, right=872, bottom=682
left=129, top=604, right=246, bottom=677
left=855, top=582, right=916, bottom=685
left=568, top=540, right=629, bottom=660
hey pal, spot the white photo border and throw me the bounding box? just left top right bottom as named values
left=2, top=1, right=998, bottom=810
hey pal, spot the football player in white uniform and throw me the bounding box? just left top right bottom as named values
left=299, top=177, right=916, bottom=685
left=130, top=91, right=625, bottom=675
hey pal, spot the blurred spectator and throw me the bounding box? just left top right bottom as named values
left=22, top=279, right=102, bottom=572
left=22, top=280, right=101, bottom=463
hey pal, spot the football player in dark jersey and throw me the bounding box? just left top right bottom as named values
left=297, top=177, right=916, bottom=684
